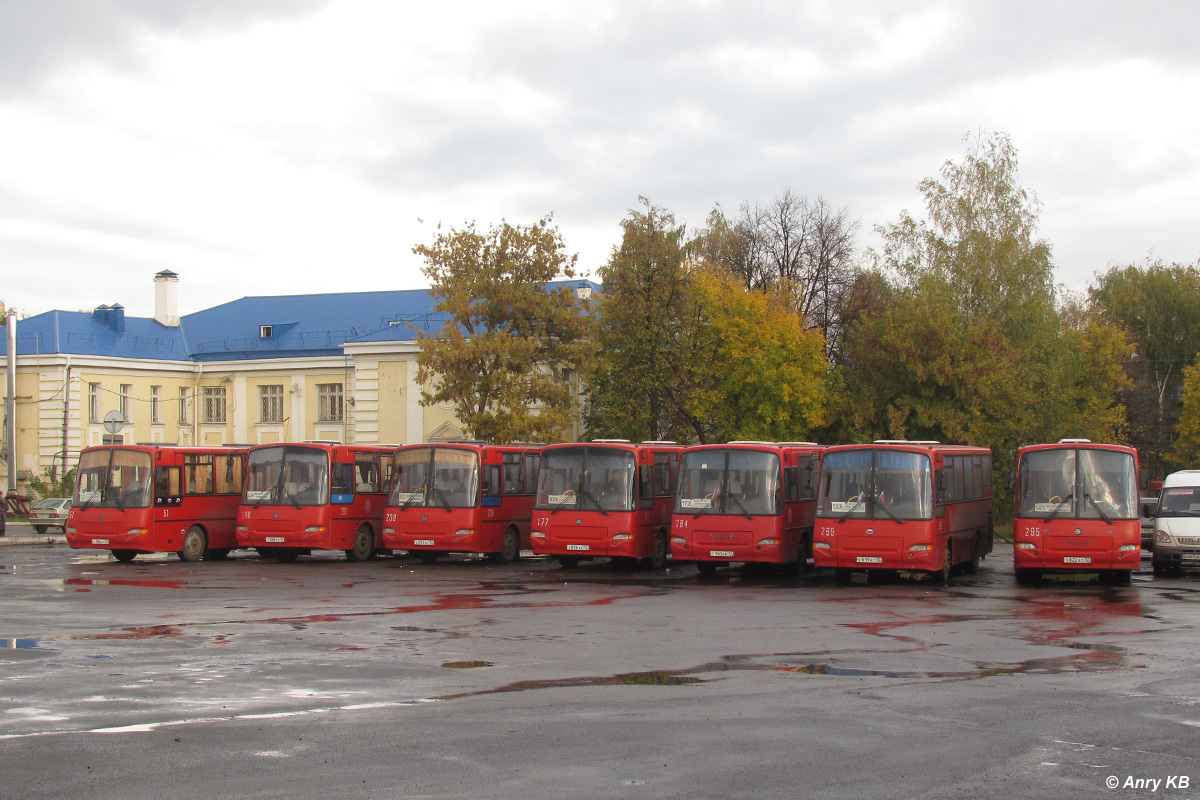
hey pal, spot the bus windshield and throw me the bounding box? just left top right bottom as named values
left=676, top=448, right=782, bottom=516
left=819, top=449, right=932, bottom=520
left=390, top=447, right=480, bottom=509
left=244, top=446, right=329, bottom=507
left=536, top=447, right=636, bottom=513
left=72, top=449, right=153, bottom=509
left=1017, top=447, right=1137, bottom=520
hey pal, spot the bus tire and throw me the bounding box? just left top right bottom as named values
left=112, top=549, right=137, bottom=562
left=645, top=530, right=668, bottom=571
left=345, top=525, right=374, bottom=562
left=933, top=547, right=952, bottom=584
left=178, top=526, right=207, bottom=563
left=275, top=548, right=300, bottom=563
left=488, top=528, right=520, bottom=564
left=416, top=551, right=440, bottom=564
left=557, top=555, right=581, bottom=569
left=696, top=561, right=720, bottom=577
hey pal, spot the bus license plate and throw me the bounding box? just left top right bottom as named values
left=709, top=550, right=734, bottom=558
left=566, top=544, right=589, bottom=551
left=856, top=556, right=883, bottom=564
left=265, top=536, right=285, bottom=543
left=413, top=539, right=435, bottom=546
left=92, top=538, right=109, bottom=545
left=1063, top=556, right=1091, bottom=564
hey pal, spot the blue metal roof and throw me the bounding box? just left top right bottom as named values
left=3, top=279, right=601, bottom=362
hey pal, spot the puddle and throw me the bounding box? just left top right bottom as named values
left=438, top=669, right=704, bottom=699
left=78, top=625, right=184, bottom=640
left=1, top=638, right=56, bottom=651
left=65, top=578, right=186, bottom=590
left=442, top=661, right=493, bottom=669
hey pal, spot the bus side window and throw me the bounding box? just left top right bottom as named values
left=524, top=454, right=539, bottom=494
left=784, top=467, right=800, bottom=502
left=639, top=465, right=655, bottom=508
left=353, top=453, right=379, bottom=492
left=503, top=453, right=524, bottom=494
left=155, top=466, right=181, bottom=504
left=215, top=456, right=244, bottom=495
left=483, top=465, right=502, bottom=497
left=331, top=463, right=353, bottom=493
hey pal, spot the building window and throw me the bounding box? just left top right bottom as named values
left=119, top=384, right=132, bottom=421
left=317, top=383, right=344, bottom=422
left=260, top=325, right=273, bottom=338
left=88, top=383, right=101, bottom=423
left=202, top=386, right=226, bottom=424
left=259, top=384, right=284, bottom=423
left=179, top=387, right=190, bottom=424
left=150, top=386, right=161, bottom=424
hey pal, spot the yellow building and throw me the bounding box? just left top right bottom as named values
left=2, top=271, right=593, bottom=494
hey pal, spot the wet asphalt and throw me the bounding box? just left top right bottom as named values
left=1, top=524, right=1199, bottom=800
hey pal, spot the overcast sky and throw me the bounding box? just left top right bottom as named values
left=2, top=0, right=1197, bottom=319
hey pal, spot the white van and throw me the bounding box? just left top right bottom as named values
left=1151, top=470, right=1200, bottom=576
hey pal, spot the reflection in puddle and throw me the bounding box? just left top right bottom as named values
left=1, top=638, right=55, bottom=650
left=439, top=670, right=704, bottom=699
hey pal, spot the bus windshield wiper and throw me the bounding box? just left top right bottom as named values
left=837, top=495, right=866, bottom=523
left=729, top=492, right=753, bottom=520
left=1084, top=493, right=1112, bottom=524
left=112, top=488, right=126, bottom=512
left=434, top=486, right=452, bottom=512
left=874, top=493, right=905, bottom=525
left=279, top=484, right=301, bottom=509
left=1042, top=493, right=1073, bottom=522
left=579, top=486, right=608, bottom=516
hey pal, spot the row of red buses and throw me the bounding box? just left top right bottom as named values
left=670, top=442, right=823, bottom=575
left=383, top=442, right=541, bottom=563
left=812, top=440, right=995, bottom=582
left=531, top=440, right=681, bottom=569
left=236, top=442, right=395, bottom=562
left=1012, top=439, right=1140, bottom=584
left=66, top=444, right=248, bottom=562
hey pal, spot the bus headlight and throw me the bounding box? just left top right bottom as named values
left=757, top=538, right=780, bottom=546
left=1118, top=544, right=1140, bottom=552
left=383, top=527, right=395, bottom=535
left=66, top=527, right=76, bottom=534
left=454, top=529, right=474, bottom=540
left=127, top=528, right=148, bottom=536
left=1016, top=542, right=1037, bottom=550
left=813, top=542, right=831, bottom=550
left=1156, top=531, right=1173, bottom=545
left=305, top=526, right=326, bottom=533
left=908, top=544, right=932, bottom=552
left=612, top=533, right=633, bottom=541
left=236, top=525, right=248, bottom=533
left=531, top=531, right=545, bottom=539
left=671, top=537, right=687, bottom=545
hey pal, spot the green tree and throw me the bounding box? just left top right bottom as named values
left=412, top=216, right=594, bottom=444
left=1171, top=360, right=1200, bottom=468
left=841, top=132, right=1130, bottom=500
left=1090, top=260, right=1200, bottom=480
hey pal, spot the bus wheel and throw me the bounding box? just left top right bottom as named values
left=112, top=549, right=137, bottom=562
left=557, top=556, right=581, bottom=569
left=345, top=526, right=374, bottom=562
left=275, top=549, right=300, bottom=563
left=416, top=552, right=440, bottom=564
left=696, top=561, right=720, bottom=577
left=933, top=548, right=952, bottom=584
left=488, top=528, right=520, bottom=564
left=645, top=531, right=668, bottom=571
left=178, top=526, right=207, bottom=563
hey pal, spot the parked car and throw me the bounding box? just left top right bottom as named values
left=28, top=497, right=71, bottom=533
left=1141, top=496, right=1159, bottom=550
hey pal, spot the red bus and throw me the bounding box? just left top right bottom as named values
left=382, top=442, right=541, bottom=563
left=814, top=440, right=994, bottom=582
left=670, top=442, right=823, bottom=576
left=236, top=442, right=395, bottom=562
left=1013, top=439, right=1140, bottom=584
left=66, top=444, right=248, bottom=562
left=531, top=440, right=680, bottom=569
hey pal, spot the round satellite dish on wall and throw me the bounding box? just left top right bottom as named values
left=103, top=410, right=126, bottom=434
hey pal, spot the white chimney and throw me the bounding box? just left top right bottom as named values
left=154, top=269, right=180, bottom=327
